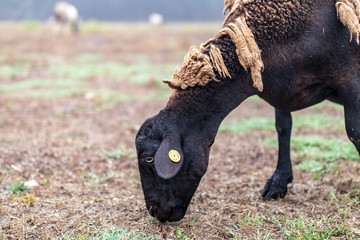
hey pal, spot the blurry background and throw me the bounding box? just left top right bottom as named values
left=0, top=0, right=224, bottom=22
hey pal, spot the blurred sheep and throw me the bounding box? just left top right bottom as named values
left=51, top=1, right=80, bottom=34
left=148, top=13, right=164, bottom=25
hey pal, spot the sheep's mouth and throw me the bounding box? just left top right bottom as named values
left=149, top=205, right=185, bottom=222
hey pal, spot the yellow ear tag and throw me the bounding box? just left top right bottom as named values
left=168, top=150, right=181, bottom=163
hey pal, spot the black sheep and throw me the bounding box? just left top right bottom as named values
left=135, top=0, right=360, bottom=222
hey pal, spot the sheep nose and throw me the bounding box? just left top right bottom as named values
left=168, top=209, right=185, bottom=222
left=154, top=207, right=171, bottom=222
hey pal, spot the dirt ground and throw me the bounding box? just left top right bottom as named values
left=0, top=23, right=359, bottom=240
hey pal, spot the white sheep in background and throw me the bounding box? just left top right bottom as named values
left=52, top=1, right=79, bottom=35
left=148, top=13, right=164, bottom=26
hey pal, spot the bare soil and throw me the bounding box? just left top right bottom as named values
left=0, top=23, right=359, bottom=239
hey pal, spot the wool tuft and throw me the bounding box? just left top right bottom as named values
left=164, top=47, right=218, bottom=89
left=336, top=0, right=360, bottom=44
left=218, top=16, right=264, bottom=91
left=209, top=45, right=232, bottom=79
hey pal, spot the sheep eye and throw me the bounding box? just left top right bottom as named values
left=143, top=157, right=154, bottom=163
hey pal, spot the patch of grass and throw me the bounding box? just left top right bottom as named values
left=220, top=115, right=344, bottom=135
left=0, top=78, right=82, bottom=92
left=56, top=226, right=157, bottom=240
left=0, top=78, right=84, bottom=99
left=28, top=89, right=82, bottom=99
left=97, top=227, right=157, bottom=240
left=282, top=217, right=353, bottom=239
left=310, top=101, right=343, bottom=111
left=85, top=172, right=115, bottom=192
left=76, top=54, right=102, bottom=63
left=7, top=180, right=31, bottom=195
left=49, top=63, right=173, bottom=85
left=176, top=227, right=193, bottom=240
left=227, top=213, right=356, bottom=240
left=50, top=63, right=121, bottom=80
left=80, top=22, right=120, bottom=33
left=247, top=95, right=262, bottom=101
left=140, top=91, right=171, bottom=101
left=219, top=118, right=275, bottom=134
left=18, top=22, right=41, bottom=31
left=87, top=172, right=114, bottom=184
left=103, top=149, right=124, bottom=159
left=346, top=189, right=360, bottom=205
left=93, top=89, right=133, bottom=105
left=265, top=136, right=358, bottom=179
left=14, top=194, right=36, bottom=206
left=265, top=136, right=358, bottom=162
left=293, top=114, right=344, bottom=131
left=0, top=64, right=30, bottom=79
left=297, top=159, right=325, bottom=173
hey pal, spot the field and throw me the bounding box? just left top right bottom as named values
left=0, top=22, right=359, bottom=239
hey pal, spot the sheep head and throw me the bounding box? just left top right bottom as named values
left=135, top=109, right=211, bottom=222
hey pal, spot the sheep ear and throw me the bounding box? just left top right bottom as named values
left=154, top=133, right=183, bottom=179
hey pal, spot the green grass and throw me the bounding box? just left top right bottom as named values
left=0, top=55, right=5, bottom=64
left=50, top=62, right=173, bottom=85
left=28, top=89, right=82, bottom=99
left=0, top=79, right=82, bottom=92
left=76, top=54, right=103, bottom=63
left=17, top=22, right=42, bottom=31
left=226, top=213, right=356, bottom=240
left=219, top=118, right=275, bottom=134
left=57, top=226, right=157, bottom=240
left=264, top=136, right=358, bottom=177
left=246, top=95, right=262, bottom=102
left=85, top=172, right=115, bottom=192
left=93, top=89, right=134, bottom=104
left=293, top=114, right=343, bottom=130
left=87, top=172, right=114, bottom=184
left=310, top=101, right=343, bottom=111
left=103, top=149, right=124, bottom=159
left=0, top=64, right=30, bottom=78
left=80, top=22, right=121, bottom=33
left=176, top=227, right=193, bottom=240
left=219, top=114, right=344, bottom=134
left=0, top=78, right=83, bottom=99
left=265, top=136, right=358, bottom=162
left=267, top=136, right=358, bottom=162
left=92, top=88, right=170, bottom=105
left=7, top=181, right=31, bottom=195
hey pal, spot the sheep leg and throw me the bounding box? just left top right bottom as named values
left=262, top=109, right=293, bottom=200
left=344, top=97, right=360, bottom=154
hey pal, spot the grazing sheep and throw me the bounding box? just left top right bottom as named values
left=52, top=1, right=79, bottom=34
left=135, top=0, right=360, bottom=222
left=149, top=13, right=165, bottom=25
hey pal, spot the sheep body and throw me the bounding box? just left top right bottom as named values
left=52, top=1, right=79, bottom=34
left=136, top=0, right=360, bottom=223
left=149, top=13, right=165, bottom=25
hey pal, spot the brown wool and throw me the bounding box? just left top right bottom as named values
left=224, top=0, right=240, bottom=15
left=344, top=0, right=360, bottom=18
left=163, top=47, right=217, bottom=89
left=209, top=45, right=232, bottom=79
left=218, top=16, right=264, bottom=91
left=336, top=0, right=360, bottom=44
left=200, top=38, right=215, bottom=52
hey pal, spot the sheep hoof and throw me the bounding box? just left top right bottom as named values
left=261, top=172, right=292, bottom=200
